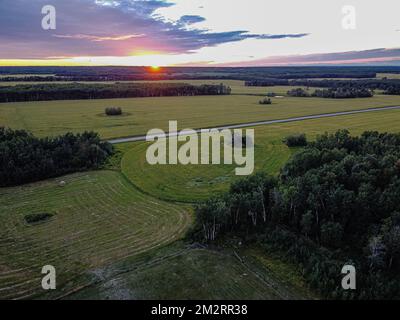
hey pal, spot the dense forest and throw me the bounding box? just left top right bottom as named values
left=0, top=128, right=113, bottom=187
left=192, top=130, right=400, bottom=299
left=287, top=87, right=374, bottom=98
left=0, top=82, right=231, bottom=103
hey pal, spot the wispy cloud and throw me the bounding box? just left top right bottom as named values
left=218, top=48, right=400, bottom=66
left=53, top=34, right=145, bottom=42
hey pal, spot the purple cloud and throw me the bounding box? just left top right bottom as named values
left=218, top=48, right=400, bottom=66
left=0, top=0, right=309, bottom=59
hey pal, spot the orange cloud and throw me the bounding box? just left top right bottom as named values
left=53, top=34, right=145, bottom=42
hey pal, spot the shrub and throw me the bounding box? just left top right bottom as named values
left=284, top=134, right=308, bottom=147
left=259, top=97, right=272, bottom=105
left=105, top=107, right=122, bottom=116
left=24, top=213, right=54, bottom=224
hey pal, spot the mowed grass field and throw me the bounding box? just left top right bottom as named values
left=0, top=169, right=314, bottom=300
left=2, top=81, right=400, bottom=139
left=0, top=171, right=191, bottom=299
left=120, top=109, right=400, bottom=202
left=121, top=138, right=294, bottom=202
left=67, top=246, right=315, bottom=300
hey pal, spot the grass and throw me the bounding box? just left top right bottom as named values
left=1, top=85, right=400, bottom=139
left=242, top=248, right=317, bottom=299
left=0, top=170, right=192, bottom=299
left=121, top=139, right=293, bottom=203
left=0, top=168, right=314, bottom=300
left=377, top=73, right=400, bottom=79
left=65, top=244, right=315, bottom=300
left=120, top=109, right=400, bottom=202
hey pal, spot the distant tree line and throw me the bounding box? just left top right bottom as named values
left=286, top=88, right=310, bottom=97
left=290, top=78, right=400, bottom=94
left=191, top=130, right=400, bottom=299
left=0, top=76, right=65, bottom=82
left=312, top=87, right=373, bottom=98
left=245, top=78, right=400, bottom=95
left=1, top=66, right=393, bottom=82
left=245, top=79, right=291, bottom=86
left=383, top=86, right=400, bottom=95
left=287, top=87, right=374, bottom=98
left=246, top=78, right=400, bottom=88
left=0, top=83, right=231, bottom=103
left=0, top=128, right=113, bottom=187
left=0, top=72, right=377, bottom=83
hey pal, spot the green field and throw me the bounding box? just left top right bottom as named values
left=121, top=138, right=294, bottom=202
left=2, top=86, right=400, bottom=139
left=120, top=109, right=400, bottom=202
left=0, top=164, right=317, bottom=300
left=0, top=171, right=191, bottom=299
left=67, top=245, right=315, bottom=300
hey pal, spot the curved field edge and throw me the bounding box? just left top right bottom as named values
left=120, top=108, right=400, bottom=203
left=0, top=170, right=192, bottom=300
left=120, top=141, right=292, bottom=203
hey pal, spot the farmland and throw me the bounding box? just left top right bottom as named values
left=1, top=80, right=400, bottom=139
left=0, top=170, right=191, bottom=299
left=67, top=245, right=315, bottom=300
left=120, top=108, right=400, bottom=202
left=1, top=79, right=400, bottom=300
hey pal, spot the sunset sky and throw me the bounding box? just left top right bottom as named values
left=1, top=0, right=400, bottom=66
